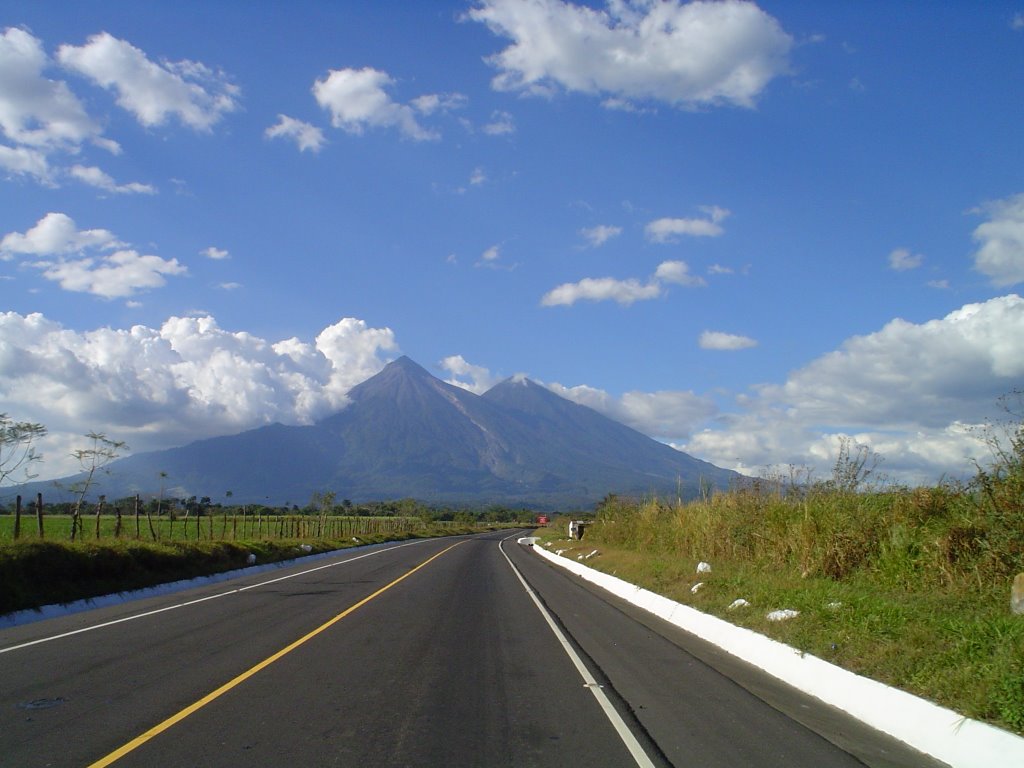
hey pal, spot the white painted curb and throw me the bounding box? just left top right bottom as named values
left=532, top=543, right=1024, bottom=768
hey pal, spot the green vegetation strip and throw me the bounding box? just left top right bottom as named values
left=0, top=525, right=482, bottom=616
left=536, top=443, right=1024, bottom=736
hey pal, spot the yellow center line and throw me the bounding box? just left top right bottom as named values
left=89, top=540, right=465, bottom=768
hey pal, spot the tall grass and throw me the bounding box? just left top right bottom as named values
left=593, top=480, right=1022, bottom=588
left=567, top=401, right=1024, bottom=733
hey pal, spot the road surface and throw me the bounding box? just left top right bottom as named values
left=0, top=530, right=943, bottom=767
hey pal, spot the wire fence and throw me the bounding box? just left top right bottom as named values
left=0, top=493, right=466, bottom=543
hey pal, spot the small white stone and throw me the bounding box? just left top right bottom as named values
left=691, top=582, right=705, bottom=594
left=766, top=609, right=800, bottom=622
left=696, top=561, right=712, bottom=573
left=728, top=599, right=750, bottom=610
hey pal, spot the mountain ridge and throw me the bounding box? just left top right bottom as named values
left=14, top=357, right=740, bottom=509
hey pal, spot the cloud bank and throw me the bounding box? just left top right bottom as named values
left=449, top=294, right=1024, bottom=485
left=0, top=313, right=399, bottom=480
left=685, top=294, right=1024, bottom=483
left=2, top=296, right=1020, bottom=487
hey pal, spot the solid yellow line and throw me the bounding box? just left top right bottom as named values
left=88, top=540, right=465, bottom=768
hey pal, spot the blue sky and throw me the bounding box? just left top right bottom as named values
left=2, top=0, right=1023, bottom=488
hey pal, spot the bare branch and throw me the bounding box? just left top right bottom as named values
left=0, top=413, right=48, bottom=487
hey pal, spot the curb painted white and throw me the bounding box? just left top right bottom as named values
left=532, top=543, right=1024, bottom=768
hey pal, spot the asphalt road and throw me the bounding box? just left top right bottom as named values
left=0, top=531, right=944, bottom=768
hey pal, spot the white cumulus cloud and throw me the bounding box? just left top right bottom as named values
left=441, top=354, right=501, bottom=394
left=699, top=330, right=757, bottom=350
left=542, top=259, right=703, bottom=306
left=580, top=224, right=622, bottom=247
left=542, top=275, right=662, bottom=306
left=57, top=32, right=239, bottom=130
left=68, top=164, right=155, bottom=194
left=971, top=192, right=1024, bottom=287
left=0, top=143, right=52, bottom=182
left=0, top=211, right=121, bottom=256
left=683, top=294, right=1024, bottom=483
left=646, top=205, right=729, bottom=242
left=313, top=67, right=438, bottom=141
left=655, top=259, right=706, bottom=286
left=0, top=312, right=399, bottom=480
left=2, top=212, right=185, bottom=298
left=410, top=92, right=467, bottom=114
left=265, top=114, right=326, bottom=152
left=468, top=0, right=792, bottom=109
left=888, top=247, right=923, bottom=271
left=0, top=27, right=111, bottom=151
left=200, top=246, right=229, bottom=260
left=483, top=109, right=516, bottom=135
left=32, top=249, right=186, bottom=299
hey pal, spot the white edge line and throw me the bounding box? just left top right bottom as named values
left=532, top=542, right=1024, bottom=768
left=0, top=539, right=429, bottom=655
left=499, top=535, right=657, bottom=768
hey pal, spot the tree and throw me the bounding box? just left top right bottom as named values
left=309, top=491, right=336, bottom=538
left=69, top=432, right=127, bottom=541
left=0, top=413, right=47, bottom=487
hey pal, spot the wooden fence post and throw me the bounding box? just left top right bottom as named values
left=13, top=495, right=21, bottom=540
left=36, top=493, right=44, bottom=539
left=95, top=496, right=105, bottom=539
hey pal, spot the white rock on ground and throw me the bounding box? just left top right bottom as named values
left=766, top=609, right=800, bottom=621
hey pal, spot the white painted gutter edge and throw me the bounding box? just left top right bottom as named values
left=532, top=543, right=1024, bottom=768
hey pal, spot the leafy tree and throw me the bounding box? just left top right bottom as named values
left=0, top=413, right=47, bottom=487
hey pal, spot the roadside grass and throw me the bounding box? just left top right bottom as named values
left=0, top=521, right=484, bottom=616
left=533, top=461, right=1024, bottom=736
